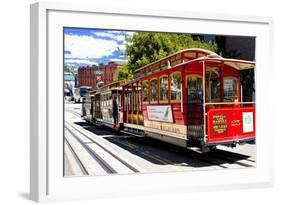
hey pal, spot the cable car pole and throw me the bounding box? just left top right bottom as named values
left=202, top=59, right=207, bottom=144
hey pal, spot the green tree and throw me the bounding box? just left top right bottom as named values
left=118, top=32, right=218, bottom=80
left=117, top=62, right=133, bottom=80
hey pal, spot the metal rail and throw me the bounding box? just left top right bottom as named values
left=209, top=152, right=255, bottom=168
left=107, top=137, right=181, bottom=167
left=213, top=149, right=256, bottom=163
left=65, top=124, right=118, bottom=174
left=109, top=135, right=229, bottom=168
left=64, top=137, right=89, bottom=175
left=65, top=109, right=82, bottom=117
left=180, top=82, right=183, bottom=113
left=119, top=136, right=255, bottom=169
left=202, top=60, right=207, bottom=143
left=65, top=121, right=140, bottom=173
left=205, top=102, right=255, bottom=105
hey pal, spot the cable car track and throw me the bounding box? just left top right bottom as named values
left=65, top=125, right=117, bottom=174
left=109, top=135, right=254, bottom=169
left=208, top=151, right=255, bottom=168
left=65, top=109, right=82, bottom=118
left=109, top=137, right=230, bottom=168
left=107, top=137, right=190, bottom=169
left=212, top=149, right=256, bottom=163
left=64, top=137, right=89, bottom=176
left=65, top=121, right=140, bottom=173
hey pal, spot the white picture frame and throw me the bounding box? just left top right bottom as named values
left=30, top=2, right=274, bottom=202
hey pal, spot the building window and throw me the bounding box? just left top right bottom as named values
left=150, top=78, right=158, bottom=102
left=159, top=75, right=168, bottom=102
left=170, top=72, right=181, bottom=101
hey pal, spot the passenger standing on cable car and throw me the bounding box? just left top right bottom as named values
left=112, top=97, right=118, bottom=128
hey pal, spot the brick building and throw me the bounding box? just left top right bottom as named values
left=78, top=62, right=120, bottom=90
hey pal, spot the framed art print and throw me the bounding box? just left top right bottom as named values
left=30, top=2, right=274, bottom=202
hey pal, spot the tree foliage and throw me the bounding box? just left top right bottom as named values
left=117, top=32, right=218, bottom=80
left=116, top=62, right=133, bottom=80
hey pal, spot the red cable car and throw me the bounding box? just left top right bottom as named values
left=121, top=48, right=255, bottom=152
left=83, top=48, right=255, bottom=153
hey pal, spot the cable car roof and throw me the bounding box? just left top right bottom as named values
left=134, top=48, right=219, bottom=74
left=93, top=80, right=125, bottom=94
left=223, top=60, right=255, bottom=70
left=132, top=48, right=256, bottom=79
left=194, top=57, right=255, bottom=70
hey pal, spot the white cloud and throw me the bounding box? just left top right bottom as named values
left=109, top=58, right=127, bottom=63
left=116, top=43, right=126, bottom=51
left=64, top=31, right=135, bottom=61
left=106, top=31, right=122, bottom=34
left=116, top=35, right=125, bottom=42
left=64, top=34, right=120, bottom=59
left=93, top=30, right=135, bottom=40
left=123, top=31, right=134, bottom=37
left=65, top=59, right=98, bottom=65
left=93, top=32, right=116, bottom=39
left=93, top=31, right=126, bottom=42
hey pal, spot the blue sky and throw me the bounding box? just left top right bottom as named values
left=64, top=28, right=134, bottom=68
left=63, top=28, right=218, bottom=68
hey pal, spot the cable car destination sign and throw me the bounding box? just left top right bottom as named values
left=212, top=114, right=227, bottom=134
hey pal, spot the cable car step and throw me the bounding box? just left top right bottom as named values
left=120, top=130, right=145, bottom=138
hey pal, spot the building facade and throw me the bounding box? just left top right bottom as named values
left=78, top=62, right=120, bottom=90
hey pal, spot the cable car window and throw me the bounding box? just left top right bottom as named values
left=135, top=83, right=141, bottom=112
left=133, top=86, right=136, bottom=111
left=127, top=92, right=131, bottom=111
left=170, top=72, right=181, bottom=101
left=150, top=78, right=158, bottom=102
left=138, top=86, right=142, bottom=111
left=124, top=89, right=128, bottom=111
left=223, top=77, right=238, bottom=100
left=159, top=75, right=168, bottom=102
left=142, top=80, right=149, bottom=102
left=186, top=75, right=203, bottom=103
left=206, top=67, right=220, bottom=102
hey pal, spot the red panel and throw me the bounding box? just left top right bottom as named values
left=207, top=107, right=255, bottom=143
left=172, top=103, right=184, bottom=124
